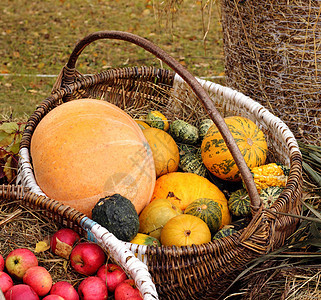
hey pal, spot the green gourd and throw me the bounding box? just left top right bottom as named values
left=169, top=120, right=199, bottom=144
left=213, top=226, right=237, bottom=240
left=199, top=118, right=214, bottom=140
left=145, top=110, right=169, bottom=131
left=260, top=186, right=283, bottom=208
left=179, top=152, right=207, bottom=177
left=177, top=143, right=199, bottom=157
left=92, top=194, right=139, bottom=242
left=228, top=188, right=251, bottom=217
left=184, top=198, right=223, bottom=235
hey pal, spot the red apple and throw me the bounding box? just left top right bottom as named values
left=50, top=281, right=79, bottom=300
left=23, top=266, right=52, bottom=296
left=50, top=228, right=80, bottom=259
left=42, top=295, right=65, bottom=300
left=0, top=271, right=13, bottom=293
left=4, top=284, right=39, bottom=300
left=114, top=279, right=142, bottom=300
left=97, top=263, right=127, bottom=292
left=78, top=276, right=108, bottom=300
left=5, top=248, right=38, bottom=280
left=70, top=242, right=106, bottom=276
left=0, top=254, right=4, bottom=271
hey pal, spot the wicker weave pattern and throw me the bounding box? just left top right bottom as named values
left=9, top=31, right=303, bottom=299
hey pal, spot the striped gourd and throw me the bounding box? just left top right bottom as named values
left=213, top=226, right=237, bottom=240
left=260, top=186, right=283, bottom=208
left=228, top=188, right=251, bottom=217
left=201, top=116, right=268, bottom=181
left=184, top=198, right=223, bottom=235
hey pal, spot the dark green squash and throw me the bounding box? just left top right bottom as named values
left=228, top=188, right=251, bottom=217
left=92, top=194, right=139, bottom=242
left=184, top=198, right=222, bottom=235
left=169, top=120, right=199, bottom=144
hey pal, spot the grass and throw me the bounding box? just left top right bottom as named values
left=0, top=0, right=224, bottom=119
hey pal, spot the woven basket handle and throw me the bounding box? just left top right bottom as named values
left=59, top=30, right=261, bottom=210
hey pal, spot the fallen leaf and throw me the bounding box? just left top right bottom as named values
left=35, top=240, right=50, bottom=253
left=28, top=89, right=38, bottom=94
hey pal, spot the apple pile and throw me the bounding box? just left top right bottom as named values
left=0, top=228, right=143, bottom=300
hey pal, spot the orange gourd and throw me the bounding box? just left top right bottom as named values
left=30, top=99, right=156, bottom=217
left=160, top=214, right=211, bottom=246
left=143, top=128, right=179, bottom=177
left=151, top=172, right=231, bottom=226
left=201, top=116, right=268, bottom=182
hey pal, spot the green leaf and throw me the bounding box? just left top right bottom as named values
left=0, top=132, right=15, bottom=148
left=0, top=122, right=19, bottom=134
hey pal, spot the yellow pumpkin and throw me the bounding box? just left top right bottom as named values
left=139, top=198, right=182, bottom=240
left=135, top=120, right=150, bottom=130
left=30, top=99, right=156, bottom=217
left=160, top=214, right=211, bottom=246
left=143, top=128, right=180, bottom=177
left=201, top=116, right=268, bottom=182
left=151, top=172, right=231, bottom=226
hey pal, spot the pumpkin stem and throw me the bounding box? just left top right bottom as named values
left=247, top=138, right=254, bottom=146
left=184, top=230, right=191, bottom=237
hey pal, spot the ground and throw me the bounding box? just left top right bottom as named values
left=0, top=0, right=224, bottom=118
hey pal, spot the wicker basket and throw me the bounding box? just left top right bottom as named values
left=221, top=0, right=321, bottom=145
left=1, top=31, right=303, bottom=299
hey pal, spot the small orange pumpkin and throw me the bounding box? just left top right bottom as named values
left=151, top=172, right=231, bottom=226
left=143, top=128, right=180, bottom=177
left=160, top=214, right=211, bottom=246
left=30, top=99, right=156, bottom=217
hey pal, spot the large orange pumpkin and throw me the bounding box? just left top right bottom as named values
left=30, top=99, right=156, bottom=217
left=143, top=128, right=179, bottom=177
left=201, top=116, right=268, bottom=182
left=151, top=172, right=231, bottom=226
